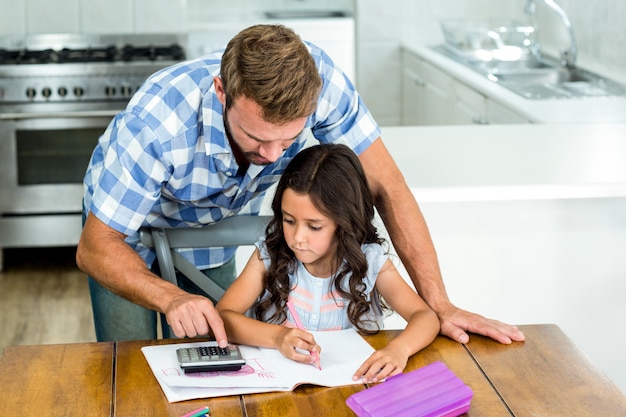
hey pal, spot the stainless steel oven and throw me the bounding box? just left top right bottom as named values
left=0, top=33, right=186, bottom=268
left=0, top=109, right=114, bottom=213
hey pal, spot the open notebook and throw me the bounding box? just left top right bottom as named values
left=141, top=329, right=376, bottom=402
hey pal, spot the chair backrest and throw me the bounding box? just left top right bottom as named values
left=140, top=215, right=271, bottom=302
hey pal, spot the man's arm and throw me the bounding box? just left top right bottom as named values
left=358, top=138, right=525, bottom=344
left=75, top=212, right=228, bottom=344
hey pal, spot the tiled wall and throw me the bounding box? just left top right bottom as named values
left=0, top=0, right=187, bottom=34
left=541, top=0, right=626, bottom=83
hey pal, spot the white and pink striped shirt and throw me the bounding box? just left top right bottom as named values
left=256, top=239, right=387, bottom=331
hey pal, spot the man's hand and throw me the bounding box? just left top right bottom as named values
left=437, top=303, right=525, bottom=344
left=165, top=293, right=228, bottom=347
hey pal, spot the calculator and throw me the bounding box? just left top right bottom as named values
left=176, top=343, right=246, bottom=373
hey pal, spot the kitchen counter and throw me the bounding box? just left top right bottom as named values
left=377, top=122, right=626, bottom=395
left=403, top=43, right=626, bottom=124
left=380, top=123, right=626, bottom=201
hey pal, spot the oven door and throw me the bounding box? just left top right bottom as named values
left=0, top=110, right=117, bottom=214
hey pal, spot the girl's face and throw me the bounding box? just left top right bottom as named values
left=281, top=188, right=338, bottom=277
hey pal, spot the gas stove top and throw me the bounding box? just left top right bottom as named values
left=0, top=33, right=186, bottom=106
left=0, top=41, right=184, bottom=65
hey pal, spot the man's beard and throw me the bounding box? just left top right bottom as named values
left=223, top=106, right=271, bottom=166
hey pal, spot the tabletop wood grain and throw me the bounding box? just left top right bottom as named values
left=115, top=338, right=244, bottom=417
left=0, top=342, right=114, bottom=417
left=2, top=324, right=625, bottom=417
left=465, top=324, right=626, bottom=417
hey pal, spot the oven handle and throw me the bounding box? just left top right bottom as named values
left=0, top=110, right=119, bottom=120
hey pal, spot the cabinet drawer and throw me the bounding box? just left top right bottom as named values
left=453, top=79, right=486, bottom=109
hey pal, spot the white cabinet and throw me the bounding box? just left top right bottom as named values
left=450, top=79, right=488, bottom=125
left=402, top=49, right=530, bottom=126
left=402, top=50, right=451, bottom=125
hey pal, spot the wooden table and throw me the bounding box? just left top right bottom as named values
left=1, top=324, right=624, bottom=416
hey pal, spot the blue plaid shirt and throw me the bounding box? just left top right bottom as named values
left=83, top=42, right=381, bottom=269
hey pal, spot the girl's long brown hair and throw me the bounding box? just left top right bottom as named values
left=254, top=143, right=385, bottom=334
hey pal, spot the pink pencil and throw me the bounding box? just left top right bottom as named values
left=286, top=301, right=322, bottom=370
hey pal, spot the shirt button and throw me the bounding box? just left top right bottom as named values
left=316, top=282, right=322, bottom=287
left=312, top=314, right=318, bottom=321
left=226, top=171, right=233, bottom=177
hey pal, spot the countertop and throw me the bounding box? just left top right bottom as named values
left=380, top=123, right=626, bottom=201
left=403, top=43, right=626, bottom=124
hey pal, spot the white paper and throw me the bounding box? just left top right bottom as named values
left=141, top=329, right=375, bottom=402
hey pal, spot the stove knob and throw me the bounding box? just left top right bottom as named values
left=42, top=87, right=52, bottom=98
left=58, top=87, right=68, bottom=97
left=74, top=86, right=85, bottom=98
left=120, top=85, right=133, bottom=98
left=105, top=86, right=116, bottom=97
left=26, top=87, right=37, bottom=99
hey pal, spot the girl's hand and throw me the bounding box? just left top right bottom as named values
left=352, top=346, right=408, bottom=383
left=274, top=327, right=321, bottom=365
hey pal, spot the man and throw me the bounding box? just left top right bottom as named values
left=76, top=24, right=524, bottom=346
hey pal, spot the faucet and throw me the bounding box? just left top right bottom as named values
left=524, top=0, right=578, bottom=68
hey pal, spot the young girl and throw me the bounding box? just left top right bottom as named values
left=216, top=143, right=439, bottom=383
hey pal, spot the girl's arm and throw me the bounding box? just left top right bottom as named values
left=215, top=249, right=320, bottom=365
left=353, top=258, right=440, bottom=383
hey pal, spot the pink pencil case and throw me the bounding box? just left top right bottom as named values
left=346, top=361, right=473, bottom=417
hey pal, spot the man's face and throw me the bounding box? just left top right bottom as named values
left=216, top=77, right=307, bottom=166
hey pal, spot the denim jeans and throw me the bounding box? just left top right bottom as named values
left=87, top=256, right=237, bottom=342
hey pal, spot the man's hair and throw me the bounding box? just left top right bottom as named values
left=221, top=24, right=322, bottom=124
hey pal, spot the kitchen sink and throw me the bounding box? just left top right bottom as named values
left=473, top=58, right=555, bottom=73
left=493, top=66, right=595, bottom=84
left=431, top=44, right=626, bottom=99
left=490, top=64, right=626, bottom=99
